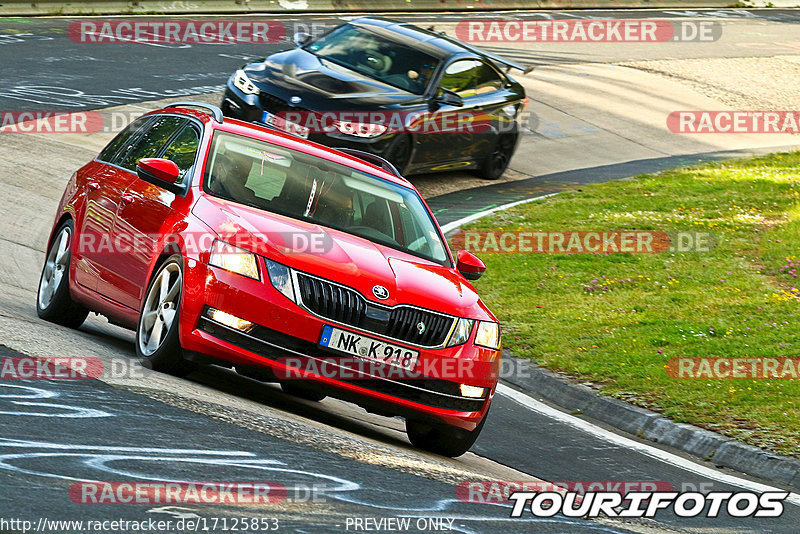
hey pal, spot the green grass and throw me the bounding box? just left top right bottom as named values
left=461, top=151, right=800, bottom=456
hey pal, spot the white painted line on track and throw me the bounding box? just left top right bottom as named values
left=497, top=384, right=800, bottom=506
left=442, top=191, right=800, bottom=506
left=439, top=192, right=558, bottom=235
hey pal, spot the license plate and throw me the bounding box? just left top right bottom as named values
left=319, top=325, right=419, bottom=372
left=261, top=111, right=309, bottom=139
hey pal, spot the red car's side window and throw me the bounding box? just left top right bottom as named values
left=160, top=124, right=201, bottom=185
left=117, top=116, right=187, bottom=172
left=97, top=117, right=152, bottom=165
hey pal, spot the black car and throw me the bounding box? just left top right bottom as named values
left=220, top=17, right=529, bottom=179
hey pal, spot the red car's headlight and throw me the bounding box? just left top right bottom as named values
left=264, top=257, right=296, bottom=303
left=446, top=318, right=474, bottom=348
left=475, top=321, right=501, bottom=350
left=209, top=240, right=260, bottom=280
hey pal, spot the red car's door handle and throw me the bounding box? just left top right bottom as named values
left=86, top=181, right=101, bottom=191
left=120, top=193, right=136, bottom=204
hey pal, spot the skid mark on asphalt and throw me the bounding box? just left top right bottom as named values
left=0, top=383, right=112, bottom=417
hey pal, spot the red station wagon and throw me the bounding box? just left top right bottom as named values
left=36, top=102, right=501, bottom=456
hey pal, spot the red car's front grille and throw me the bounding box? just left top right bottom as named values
left=295, top=273, right=455, bottom=348
left=297, top=273, right=366, bottom=326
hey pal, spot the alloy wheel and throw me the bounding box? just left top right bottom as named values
left=38, top=226, right=70, bottom=311
left=138, top=262, right=182, bottom=356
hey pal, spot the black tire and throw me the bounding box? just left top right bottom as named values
left=385, top=134, right=412, bottom=175
left=406, top=412, right=488, bottom=457
left=280, top=381, right=327, bottom=402
left=477, top=133, right=517, bottom=180
left=36, top=220, right=89, bottom=329
left=135, top=254, right=196, bottom=377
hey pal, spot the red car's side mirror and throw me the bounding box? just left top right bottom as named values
left=456, top=250, right=486, bottom=281
left=137, top=158, right=183, bottom=194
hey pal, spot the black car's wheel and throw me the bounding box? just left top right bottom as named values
left=477, top=133, right=517, bottom=180
left=385, top=134, right=412, bottom=175
left=36, top=220, right=89, bottom=328
left=406, top=412, right=488, bottom=457
left=136, top=254, right=196, bottom=377
left=280, top=381, right=327, bottom=402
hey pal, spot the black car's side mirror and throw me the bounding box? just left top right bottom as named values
left=293, top=32, right=312, bottom=47
left=434, top=88, right=464, bottom=108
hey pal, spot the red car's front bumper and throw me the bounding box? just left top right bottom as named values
left=178, top=258, right=500, bottom=431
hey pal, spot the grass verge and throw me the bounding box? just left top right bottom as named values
left=462, top=151, right=800, bottom=456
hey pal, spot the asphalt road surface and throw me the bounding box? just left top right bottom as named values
left=2, top=9, right=800, bottom=534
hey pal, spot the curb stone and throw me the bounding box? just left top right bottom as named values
left=501, top=354, right=800, bottom=492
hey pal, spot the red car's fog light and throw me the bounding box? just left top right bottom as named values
left=459, top=384, right=486, bottom=398
left=206, top=308, right=254, bottom=333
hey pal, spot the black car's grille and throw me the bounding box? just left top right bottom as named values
left=259, top=93, right=306, bottom=115
left=295, top=273, right=455, bottom=347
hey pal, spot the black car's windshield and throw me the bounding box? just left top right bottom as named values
left=305, top=24, right=440, bottom=95
left=203, top=132, right=450, bottom=265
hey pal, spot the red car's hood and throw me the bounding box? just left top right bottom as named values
left=193, top=196, right=494, bottom=320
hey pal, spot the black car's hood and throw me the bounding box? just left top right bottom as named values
left=244, top=49, right=427, bottom=110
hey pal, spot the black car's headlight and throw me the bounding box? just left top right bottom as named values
left=334, top=120, right=387, bottom=138
left=264, top=258, right=296, bottom=303
left=233, top=69, right=260, bottom=95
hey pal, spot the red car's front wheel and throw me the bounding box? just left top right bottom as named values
left=136, top=254, right=195, bottom=377
left=406, top=410, right=489, bottom=458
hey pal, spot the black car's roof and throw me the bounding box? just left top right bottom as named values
left=348, top=17, right=524, bottom=70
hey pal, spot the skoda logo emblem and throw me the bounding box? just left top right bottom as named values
left=417, top=322, right=426, bottom=335
left=289, top=95, right=302, bottom=105
left=372, top=285, right=389, bottom=300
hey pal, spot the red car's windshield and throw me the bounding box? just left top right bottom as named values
left=203, top=131, right=450, bottom=265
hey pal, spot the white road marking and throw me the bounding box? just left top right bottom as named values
left=440, top=193, right=558, bottom=235
left=498, top=383, right=800, bottom=506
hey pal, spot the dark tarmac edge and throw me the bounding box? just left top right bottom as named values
left=427, top=146, right=800, bottom=228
